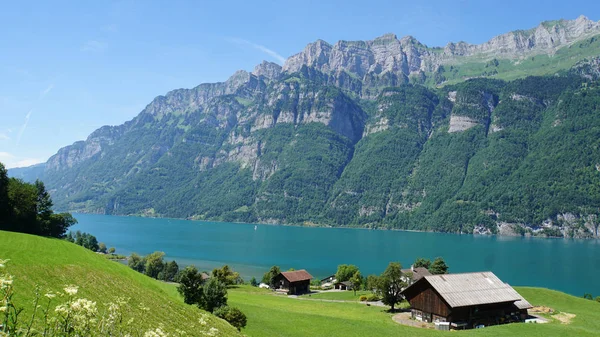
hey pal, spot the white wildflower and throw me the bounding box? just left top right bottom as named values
left=0, top=275, right=13, bottom=289
left=64, top=285, right=78, bottom=295
left=45, top=292, right=56, bottom=299
left=198, top=317, right=207, bottom=326
left=144, top=327, right=170, bottom=337
left=205, top=327, right=219, bottom=336
left=0, top=306, right=7, bottom=312
left=0, top=259, right=9, bottom=269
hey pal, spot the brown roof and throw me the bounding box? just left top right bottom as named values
left=280, top=270, right=313, bottom=282
left=401, top=267, right=432, bottom=281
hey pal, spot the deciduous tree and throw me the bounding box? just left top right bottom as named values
left=376, top=262, right=407, bottom=311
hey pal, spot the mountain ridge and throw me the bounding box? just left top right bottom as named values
left=8, top=16, right=600, bottom=239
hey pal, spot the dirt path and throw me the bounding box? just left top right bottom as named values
left=392, top=312, right=434, bottom=329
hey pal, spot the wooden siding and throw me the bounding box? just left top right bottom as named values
left=408, top=287, right=450, bottom=318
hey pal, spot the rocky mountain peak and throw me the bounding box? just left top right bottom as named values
left=252, top=61, right=282, bottom=80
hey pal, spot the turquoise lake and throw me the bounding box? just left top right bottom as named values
left=72, top=213, right=600, bottom=296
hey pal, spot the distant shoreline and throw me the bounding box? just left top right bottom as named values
left=68, top=211, right=595, bottom=240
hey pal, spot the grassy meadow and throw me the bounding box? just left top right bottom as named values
left=0, top=230, right=240, bottom=336
left=2, top=230, right=600, bottom=337
left=226, top=285, right=600, bottom=337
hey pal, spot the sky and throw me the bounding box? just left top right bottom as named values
left=1, top=0, right=599, bottom=169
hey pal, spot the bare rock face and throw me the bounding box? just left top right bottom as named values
left=252, top=61, right=282, bottom=80
left=283, top=16, right=600, bottom=90
left=448, top=115, right=479, bottom=133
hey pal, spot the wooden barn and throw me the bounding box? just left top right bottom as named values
left=274, top=270, right=313, bottom=295
left=401, top=272, right=532, bottom=329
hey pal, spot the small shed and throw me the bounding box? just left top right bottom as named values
left=334, top=281, right=354, bottom=291
left=401, top=272, right=532, bottom=329
left=273, top=270, right=313, bottom=295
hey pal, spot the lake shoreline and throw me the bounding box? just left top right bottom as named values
left=69, top=210, right=595, bottom=241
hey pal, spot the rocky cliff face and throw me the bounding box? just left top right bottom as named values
left=283, top=16, right=600, bottom=94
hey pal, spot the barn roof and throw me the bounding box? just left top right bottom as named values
left=403, top=272, right=532, bottom=309
left=279, top=270, right=313, bottom=282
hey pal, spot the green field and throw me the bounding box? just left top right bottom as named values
left=0, top=231, right=240, bottom=336
left=2, top=230, right=600, bottom=337
left=306, top=290, right=372, bottom=301
left=227, top=284, right=600, bottom=337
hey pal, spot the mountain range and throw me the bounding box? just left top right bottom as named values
left=10, top=16, right=600, bottom=238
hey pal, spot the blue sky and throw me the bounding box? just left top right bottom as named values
left=1, top=0, right=599, bottom=168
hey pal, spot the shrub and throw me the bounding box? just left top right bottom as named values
left=214, top=306, right=247, bottom=331
left=366, top=294, right=380, bottom=302
left=359, top=295, right=368, bottom=302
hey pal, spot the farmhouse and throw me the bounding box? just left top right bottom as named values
left=333, top=281, right=354, bottom=291
left=320, top=274, right=336, bottom=286
left=401, top=266, right=432, bottom=285
left=401, top=272, right=532, bottom=329
left=274, top=269, right=313, bottom=295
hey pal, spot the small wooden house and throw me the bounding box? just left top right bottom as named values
left=401, top=272, right=532, bottom=329
left=273, top=270, right=313, bottom=295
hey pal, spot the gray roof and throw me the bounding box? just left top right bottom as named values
left=422, top=272, right=532, bottom=309
left=401, top=267, right=432, bottom=281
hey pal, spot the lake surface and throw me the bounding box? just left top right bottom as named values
left=72, top=213, right=600, bottom=296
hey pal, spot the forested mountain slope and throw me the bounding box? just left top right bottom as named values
left=10, top=17, right=600, bottom=238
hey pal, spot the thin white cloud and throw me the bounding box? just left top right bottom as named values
left=0, top=133, right=10, bottom=141
left=40, top=84, right=54, bottom=98
left=228, top=38, right=286, bottom=64
left=102, top=24, right=119, bottom=33
left=12, top=158, right=43, bottom=168
left=81, top=40, right=108, bottom=52
left=0, top=152, right=14, bottom=160
left=16, top=109, right=32, bottom=146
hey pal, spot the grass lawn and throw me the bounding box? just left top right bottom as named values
left=305, top=290, right=372, bottom=301
left=0, top=230, right=239, bottom=336
left=228, top=285, right=600, bottom=337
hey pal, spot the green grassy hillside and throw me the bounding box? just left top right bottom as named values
left=227, top=285, right=600, bottom=337
left=0, top=231, right=240, bottom=336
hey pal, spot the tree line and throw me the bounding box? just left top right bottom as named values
left=0, top=162, right=76, bottom=238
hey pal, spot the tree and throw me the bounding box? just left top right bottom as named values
left=350, top=271, right=363, bottom=295
left=429, top=257, right=449, bottom=275
left=177, top=266, right=204, bottom=305
left=108, top=247, right=116, bottom=254
left=163, top=260, right=179, bottom=282
left=200, top=278, right=228, bottom=313
left=214, top=306, right=247, bottom=331
left=98, top=242, right=107, bottom=254
left=262, top=265, right=281, bottom=288
left=144, top=251, right=166, bottom=279
left=335, top=264, right=359, bottom=282
left=376, top=262, right=407, bottom=311
left=250, top=277, right=258, bottom=287
left=584, top=293, right=593, bottom=300
left=596, top=296, right=600, bottom=303
left=0, top=163, right=11, bottom=228
left=128, top=253, right=146, bottom=273
left=212, top=265, right=240, bottom=286
left=412, top=257, right=431, bottom=269
left=366, top=275, right=380, bottom=292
